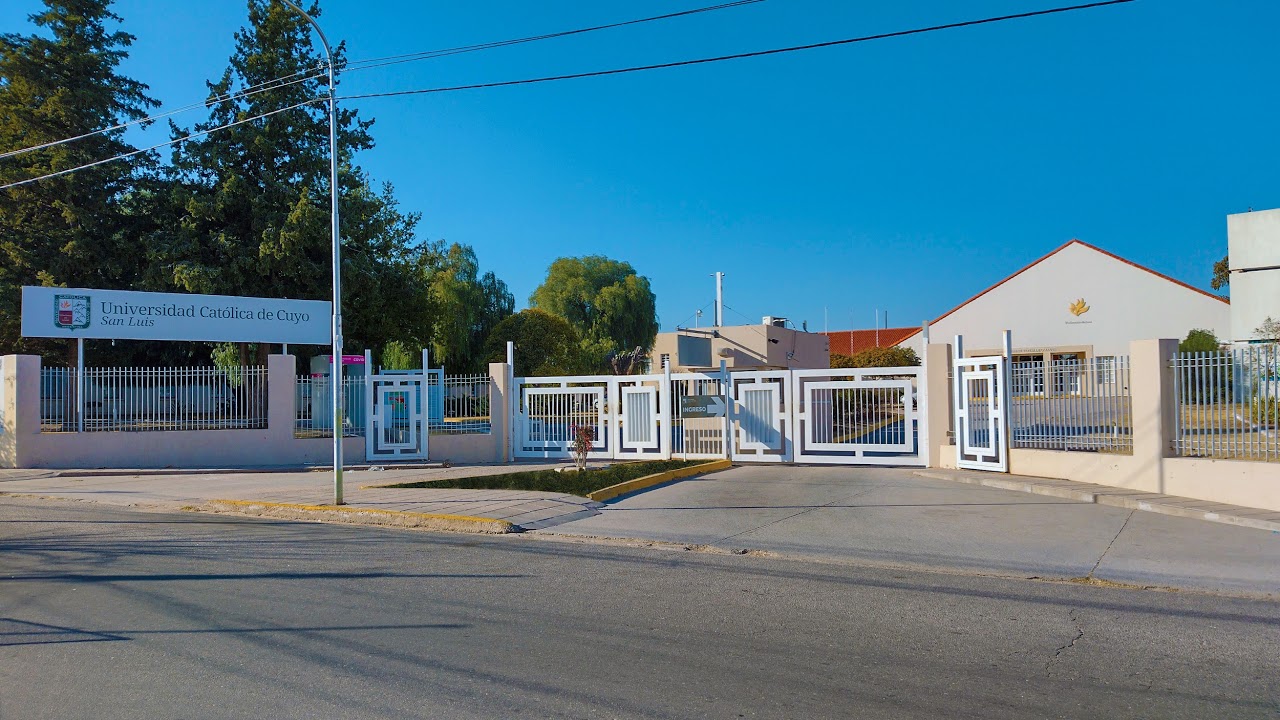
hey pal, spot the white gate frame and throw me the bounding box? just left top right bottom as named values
left=512, top=373, right=669, bottom=461
left=728, top=370, right=793, bottom=463
left=953, top=333, right=1011, bottom=472
left=364, top=348, right=430, bottom=462
left=791, top=366, right=924, bottom=466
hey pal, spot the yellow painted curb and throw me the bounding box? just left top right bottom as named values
left=201, top=499, right=516, bottom=534
left=587, top=459, right=733, bottom=502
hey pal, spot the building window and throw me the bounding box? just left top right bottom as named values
left=1096, top=356, right=1115, bottom=384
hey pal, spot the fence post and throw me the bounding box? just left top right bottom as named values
left=267, top=354, right=295, bottom=438
left=1129, top=339, right=1178, bottom=493
left=922, top=343, right=953, bottom=468
left=660, top=361, right=672, bottom=460
left=506, top=341, right=515, bottom=463
left=365, top=349, right=375, bottom=462
left=720, top=359, right=731, bottom=460
left=0, top=356, right=17, bottom=467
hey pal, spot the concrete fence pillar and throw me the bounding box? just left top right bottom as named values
left=1, top=355, right=41, bottom=469
left=923, top=343, right=953, bottom=468
left=267, top=354, right=296, bottom=438
left=1128, top=339, right=1178, bottom=493
left=0, top=355, right=18, bottom=468
left=489, top=361, right=511, bottom=463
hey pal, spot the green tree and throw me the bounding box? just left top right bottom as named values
left=0, top=0, right=159, bottom=360
left=1254, top=317, right=1280, bottom=342
left=1179, top=328, right=1221, bottom=354
left=425, top=242, right=513, bottom=372
left=380, top=340, right=417, bottom=370
left=1211, top=255, right=1229, bottom=291
left=529, top=256, right=658, bottom=369
left=159, top=0, right=427, bottom=365
left=831, top=347, right=920, bottom=369
left=483, top=309, right=584, bottom=376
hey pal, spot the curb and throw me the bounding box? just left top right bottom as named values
left=42, top=462, right=449, bottom=478
left=201, top=499, right=517, bottom=534
left=913, top=470, right=1280, bottom=534
left=587, top=459, right=733, bottom=502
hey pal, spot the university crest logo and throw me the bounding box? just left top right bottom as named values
left=1068, top=298, right=1090, bottom=317
left=54, top=294, right=91, bottom=330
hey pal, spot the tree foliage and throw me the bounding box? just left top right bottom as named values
left=158, top=0, right=428, bottom=364
left=1211, top=255, right=1229, bottom=291
left=1179, top=328, right=1221, bottom=354
left=0, top=0, right=159, bottom=360
left=529, top=256, right=658, bottom=369
left=425, top=242, right=513, bottom=372
left=1254, top=317, right=1280, bottom=342
left=483, top=309, right=584, bottom=377
left=831, top=347, right=920, bottom=369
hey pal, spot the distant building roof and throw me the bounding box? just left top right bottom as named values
left=824, top=327, right=919, bottom=356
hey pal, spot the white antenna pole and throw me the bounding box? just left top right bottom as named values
left=714, top=272, right=724, bottom=327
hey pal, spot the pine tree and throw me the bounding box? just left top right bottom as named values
left=0, top=0, right=158, bottom=357
left=162, top=0, right=427, bottom=362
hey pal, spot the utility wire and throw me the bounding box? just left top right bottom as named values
left=0, top=1, right=760, bottom=162
left=338, top=0, right=1134, bottom=101
left=0, top=99, right=323, bottom=191
left=0, top=68, right=326, bottom=161
left=342, top=0, right=764, bottom=72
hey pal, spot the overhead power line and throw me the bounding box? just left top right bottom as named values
left=342, top=0, right=765, bottom=73
left=0, top=69, right=326, bottom=161
left=337, top=0, right=1135, bottom=101
left=0, top=1, right=761, bottom=163
left=0, top=99, right=323, bottom=191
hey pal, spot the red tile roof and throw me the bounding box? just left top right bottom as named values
left=823, top=327, right=920, bottom=356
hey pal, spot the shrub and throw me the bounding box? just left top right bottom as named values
left=832, top=346, right=920, bottom=369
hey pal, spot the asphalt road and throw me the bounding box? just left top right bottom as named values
left=2, top=497, right=1277, bottom=720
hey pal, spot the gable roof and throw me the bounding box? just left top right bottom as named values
left=895, top=239, right=1229, bottom=343
left=824, top=327, right=919, bottom=356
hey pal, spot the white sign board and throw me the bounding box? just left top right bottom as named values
left=21, top=286, right=331, bottom=344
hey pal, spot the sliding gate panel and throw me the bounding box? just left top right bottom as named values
left=670, top=372, right=727, bottom=459
left=729, top=371, right=792, bottom=462
left=512, top=374, right=665, bottom=460
left=792, top=367, right=923, bottom=465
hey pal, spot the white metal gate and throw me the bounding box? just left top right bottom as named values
left=670, top=371, right=728, bottom=459
left=791, top=367, right=924, bottom=465
left=366, top=373, right=428, bottom=461
left=512, top=374, right=667, bottom=460
left=954, top=353, right=1009, bottom=472
left=728, top=371, right=793, bottom=462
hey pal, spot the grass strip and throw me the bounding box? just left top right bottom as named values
left=374, top=459, right=708, bottom=497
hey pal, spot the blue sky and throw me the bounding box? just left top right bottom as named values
left=4, top=0, right=1277, bottom=333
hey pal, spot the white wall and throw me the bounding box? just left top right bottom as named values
left=1227, top=208, right=1280, bottom=342
left=904, top=242, right=1229, bottom=356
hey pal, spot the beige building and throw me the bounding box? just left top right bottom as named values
left=650, top=321, right=830, bottom=372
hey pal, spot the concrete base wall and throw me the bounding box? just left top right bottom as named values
left=21, top=432, right=363, bottom=470
left=429, top=432, right=500, bottom=464
left=940, top=441, right=1280, bottom=513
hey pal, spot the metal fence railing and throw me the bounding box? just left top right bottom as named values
left=1008, top=356, right=1133, bottom=453
left=430, top=373, right=491, bottom=435
left=294, top=376, right=367, bottom=438
left=1173, top=345, right=1279, bottom=462
left=39, top=366, right=268, bottom=433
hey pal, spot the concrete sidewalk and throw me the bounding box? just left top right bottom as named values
left=0, top=462, right=601, bottom=531
left=915, top=468, right=1280, bottom=533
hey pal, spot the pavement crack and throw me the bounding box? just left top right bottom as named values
left=1087, top=509, right=1134, bottom=578
left=1045, top=609, right=1085, bottom=677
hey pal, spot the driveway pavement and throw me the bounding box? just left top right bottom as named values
left=543, top=465, right=1280, bottom=596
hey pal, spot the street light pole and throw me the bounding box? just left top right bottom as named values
left=281, top=0, right=344, bottom=505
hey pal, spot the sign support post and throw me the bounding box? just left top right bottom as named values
left=76, top=338, right=84, bottom=433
